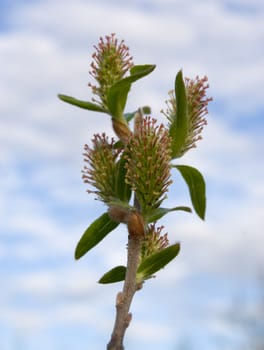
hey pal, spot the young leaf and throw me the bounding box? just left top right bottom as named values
left=115, top=155, right=132, bottom=203
left=169, top=70, right=189, bottom=158
left=124, top=111, right=137, bottom=122
left=173, top=165, right=206, bottom=220
left=124, top=106, right=151, bottom=123
left=146, top=206, right=192, bottom=223
left=58, top=94, right=107, bottom=113
left=142, top=106, right=151, bottom=115
left=107, top=65, right=156, bottom=120
left=75, top=213, right=119, bottom=260
left=130, top=64, right=156, bottom=77
left=137, top=243, right=180, bottom=281
left=98, top=266, right=126, bottom=284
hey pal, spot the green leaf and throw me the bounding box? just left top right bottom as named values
left=107, top=64, right=156, bottom=120
left=115, top=155, right=132, bottom=202
left=124, top=111, right=137, bottom=122
left=169, top=70, right=189, bottom=158
left=137, top=243, right=181, bottom=281
left=75, top=213, right=119, bottom=260
left=99, top=244, right=181, bottom=284
left=98, top=265, right=126, bottom=284
left=58, top=94, right=107, bottom=113
left=146, top=206, right=192, bottom=223
left=124, top=106, right=151, bottom=123
left=142, top=106, right=151, bottom=115
left=129, top=64, right=156, bottom=77
left=174, top=165, right=206, bottom=220
left=113, top=140, right=124, bottom=149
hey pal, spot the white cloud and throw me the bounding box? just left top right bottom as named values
left=129, top=319, right=174, bottom=341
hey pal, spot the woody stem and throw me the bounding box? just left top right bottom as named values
left=106, top=234, right=143, bottom=350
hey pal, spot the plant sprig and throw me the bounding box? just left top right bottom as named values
left=58, top=33, right=212, bottom=350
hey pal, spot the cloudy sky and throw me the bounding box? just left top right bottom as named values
left=1, top=0, right=264, bottom=349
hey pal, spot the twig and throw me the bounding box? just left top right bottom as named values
left=107, top=234, right=143, bottom=350
left=107, top=109, right=145, bottom=349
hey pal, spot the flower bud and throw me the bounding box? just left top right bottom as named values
left=162, top=74, right=212, bottom=157
left=108, top=206, right=129, bottom=223
left=127, top=211, right=145, bottom=238
left=140, top=224, right=169, bottom=261
left=124, top=117, right=172, bottom=216
left=82, top=133, right=121, bottom=203
left=112, top=119, right=132, bottom=145
left=88, top=33, right=133, bottom=110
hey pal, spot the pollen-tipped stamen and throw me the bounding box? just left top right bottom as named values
left=82, top=133, right=121, bottom=203
left=124, top=117, right=172, bottom=216
left=88, top=33, right=134, bottom=110
left=140, top=224, right=169, bottom=261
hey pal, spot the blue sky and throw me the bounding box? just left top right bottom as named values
left=0, top=0, right=264, bottom=349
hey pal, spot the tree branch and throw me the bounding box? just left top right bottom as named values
left=107, top=109, right=145, bottom=349
left=107, top=233, right=143, bottom=350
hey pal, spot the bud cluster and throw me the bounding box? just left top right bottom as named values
left=88, top=33, right=134, bottom=109
left=184, top=75, right=213, bottom=152
left=140, top=224, right=169, bottom=261
left=163, top=75, right=212, bottom=156
left=124, top=117, right=172, bottom=215
left=82, top=133, right=121, bottom=203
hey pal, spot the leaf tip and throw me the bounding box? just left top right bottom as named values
left=74, top=247, right=81, bottom=260
left=200, top=210, right=206, bottom=221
